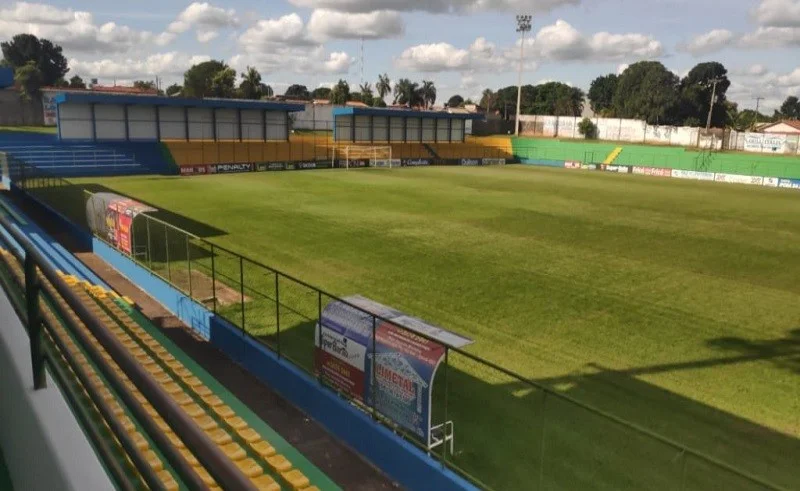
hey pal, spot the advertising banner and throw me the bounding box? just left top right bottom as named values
left=744, top=133, right=786, bottom=154
left=632, top=166, right=671, bottom=177
left=460, top=158, right=481, bottom=166
left=482, top=158, right=506, bottom=165
left=603, top=165, right=630, bottom=173
left=671, top=169, right=716, bottom=181
left=214, top=163, right=253, bottom=173
left=763, top=177, right=780, bottom=187
left=296, top=162, right=318, bottom=170
left=256, top=162, right=286, bottom=172
left=778, top=179, right=800, bottom=189
left=580, top=164, right=597, bottom=170
left=404, top=159, right=430, bottom=166
left=316, top=295, right=472, bottom=443
left=714, top=173, right=764, bottom=186
left=564, top=161, right=581, bottom=169
left=179, top=165, right=210, bottom=176
left=340, top=159, right=368, bottom=168
left=42, top=92, right=58, bottom=126
left=104, top=198, right=155, bottom=255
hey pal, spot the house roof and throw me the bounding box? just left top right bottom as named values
left=53, top=92, right=306, bottom=112
left=761, top=120, right=800, bottom=132
left=332, top=106, right=485, bottom=120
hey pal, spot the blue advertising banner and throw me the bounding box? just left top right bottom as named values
left=315, top=295, right=472, bottom=444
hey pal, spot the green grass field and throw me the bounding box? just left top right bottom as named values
left=73, top=166, right=800, bottom=490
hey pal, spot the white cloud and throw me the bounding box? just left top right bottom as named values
left=617, top=64, right=629, bottom=75
left=307, top=9, right=403, bottom=41
left=523, top=20, right=661, bottom=62
left=679, top=29, right=734, bottom=55
left=739, top=26, right=800, bottom=48
left=231, top=47, right=353, bottom=75
left=0, top=2, right=157, bottom=53
left=589, top=32, right=662, bottom=60
left=753, top=0, right=800, bottom=28
left=732, top=64, right=768, bottom=76
left=165, top=2, right=238, bottom=43
left=238, top=13, right=312, bottom=48
left=395, top=42, right=471, bottom=71
left=531, top=20, right=588, bottom=60
left=726, top=65, right=800, bottom=113
left=68, top=52, right=210, bottom=79
left=288, top=0, right=577, bottom=14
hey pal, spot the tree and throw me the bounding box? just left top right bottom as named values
left=165, top=83, right=182, bottom=97
left=15, top=61, right=43, bottom=100
left=330, top=79, right=350, bottom=105
left=480, top=89, right=496, bottom=113
left=613, top=61, right=680, bottom=124
left=311, top=87, right=331, bottom=100
left=464, top=98, right=475, bottom=105
left=447, top=94, right=464, bottom=108
left=578, top=117, right=598, bottom=139
left=779, top=96, right=800, bottom=119
left=260, top=84, right=274, bottom=99
left=238, top=66, right=262, bottom=100
left=68, top=75, right=86, bottom=89
left=420, top=80, right=437, bottom=109
left=1, top=34, right=68, bottom=87
left=393, top=78, right=422, bottom=107
left=183, top=60, right=228, bottom=98
left=532, top=82, right=584, bottom=116
left=373, top=98, right=387, bottom=108
left=376, top=73, right=391, bottom=104
left=679, top=62, right=730, bottom=127
left=133, top=80, right=156, bottom=91
left=359, top=82, right=374, bottom=106
left=284, top=84, right=310, bottom=100
left=210, top=67, right=236, bottom=98
left=588, top=74, right=618, bottom=115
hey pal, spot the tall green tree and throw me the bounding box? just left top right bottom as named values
left=532, top=82, right=584, bottom=116
left=480, top=89, right=496, bottom=113
left=260, top=84, right=274, bottom=98
left=210, top=67, right=236, bottom=98
left=393, top=78, right=422, bottom=107
left=420, top=80, right=437, bottom=109
left=165, top=83, right=182, bottom=96
left=330, top=79, right=350, bottom=105
left=69, top=75, right=86, bottom=89
left=133, top=80, right=156, bottom=91
left=14, top=60, right=43, bottom=100
left=447, top=94, right=464, bottom=107
left=588, top=74, right=618, bottom=115
left=238, top=66, right=262, bottom=99
left=613, top=61, right=680, bottom=124
left=359, top=82, right=374, bottom=106
left=779, top=96, right=800, bottom=119
left=679, top=62, right=730, bottom=127
left=376, top=74, right=391, bottom=104
left=183, top=60, right=228, bottom=98
left=284, top=84, right=310, bottom=100
left=1, top=34, right=68, bottom=87
left=311, top=87, right=331, bottom=99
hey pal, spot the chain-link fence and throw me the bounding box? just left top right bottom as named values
left=3, top=157, right=787, bottom=491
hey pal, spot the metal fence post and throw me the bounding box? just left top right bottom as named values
left=210, top=243, right=217, bottom=313
left=317, top=291, right=322, bottom=380
left=239, top=256, right=245, bottom=333
left=146, top=217, right=152, bottom=270
left=164, top=223, right=171, bottom=282
left=275, top=272, right=280, bottom=358
left=25, top=252, right=46, bottom=390
left=371, top=316, right=377, bottom=418
left=442, top=347, right=449, bottom=468
left=186, top=235, right=193, bottom=299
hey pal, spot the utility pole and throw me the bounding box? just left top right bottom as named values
left=515, top=14, right=532, bottom=136
left=705, top=77, right=723, bottom=132
left=754, top=96, right=764, bottom=130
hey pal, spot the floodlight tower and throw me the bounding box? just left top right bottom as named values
left=515, top=14, right=532, bottom=136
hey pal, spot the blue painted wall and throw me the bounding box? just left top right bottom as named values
left=0, top=68, right=12, bottom=89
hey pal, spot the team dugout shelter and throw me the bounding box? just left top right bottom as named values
left=54, top=93, right=305, bottom=142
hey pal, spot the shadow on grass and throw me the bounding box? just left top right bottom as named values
left=252, top=316, right=799, bottom=491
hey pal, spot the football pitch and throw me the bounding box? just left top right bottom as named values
left=74, top=166, right=800, bottom=489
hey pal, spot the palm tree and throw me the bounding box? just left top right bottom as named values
left=376, top=74, right=391, bottom=104
left=359, top=82, right=374, bottom=105
left=393, top=78, right=420, bottom=106
left=420, top=80, right=436, bottom=109
left=239, top=66, right=262, bottom=99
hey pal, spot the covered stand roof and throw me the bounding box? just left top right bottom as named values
left=54, top=93, right=306, bottom=112
left=333, top=106, right=485, bottom=120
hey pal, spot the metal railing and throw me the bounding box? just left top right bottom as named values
left=8, top=159, right=790, bottom=491
left=0, top=210, right=257, bottom=490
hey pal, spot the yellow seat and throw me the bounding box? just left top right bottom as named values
left=220, top=442, right=246, bottom=461
left=202, top=395, right=224, bottom=407
left=206, top=428, right=233, bottom=445
left=266, top=454, right=291, bottom=472
left=237, top=427, right=260, bottom=444
left=183, top=376, right=203, bottom=387
left=235, top=458, right=264, bottom=478
left=193, top=385, right=212, bottom=397
left=143, top=450, right=163, bottom=471
left=225, top=416, right=247, bottom=431
left=157, top=469, right=179, bottom=491
left=183, top=403, right=204, bottom=418
left=213, top=405, right=235, bottom=418
left=282, top=469, right=310, bottom=490
left=179, top=448, right=200, bottom=466
left=250, top=440, right=276, bottom=458
left=162, top=382, right=183, bottom=395
left=193, top=466, right=217, bottom=487
left=193, top=415, right=218, bottom=431
left=251, top=474, right=280, bottom=491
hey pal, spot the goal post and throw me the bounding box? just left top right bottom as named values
left=334, top=145, right=394, bottom=169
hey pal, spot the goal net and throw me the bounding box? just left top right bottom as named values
left=337, top=145, right=394, bottom=169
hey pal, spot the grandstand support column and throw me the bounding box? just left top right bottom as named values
left=24, top=253, right=45, bottom=390
left=90, top=103, right=97, bottom=142
left=448, top=118, right=452, bottom=143
left=262, top=109, right=267, bottom=142
left=238, top=108, right=243, bottom=142
left=155, top=106, right=161, bottom=141
left=184, top=107, right=189, bottom=141
left=370, top=115, right=374, bottom=143
left=403, top=117, right=408, bottom=143
left=211, top=108, right=217, bottom=141
left=123, top=104, right=130, bottom=142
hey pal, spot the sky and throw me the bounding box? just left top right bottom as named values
left=1, top=0, right=799, bottom=112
